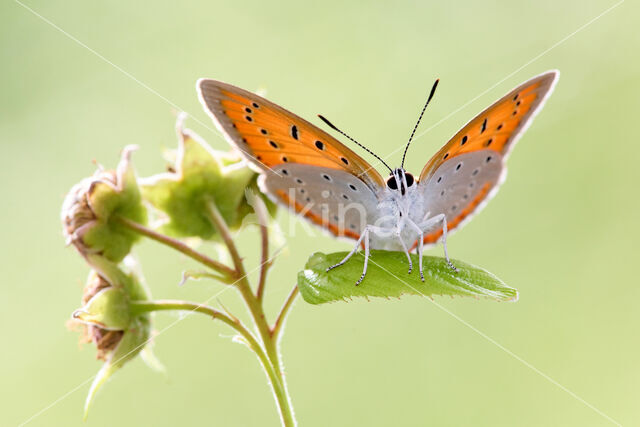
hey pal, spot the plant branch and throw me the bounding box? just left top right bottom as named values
left=130, top=300, right=248, bottom=336
left=203, top=200, right=295, bottom=426
left=179, top=270, right=229, bottom=286
left=129, top=300, right=289, bottom=423
left=205, top=201, right=246, bottom=278
left=204, top=201, right=272, bottom=347
left=250, top=194, right=271, bottom=301
left=272, top=285, right=299, bottom=339
left=116, top=216, right=236, bottom=281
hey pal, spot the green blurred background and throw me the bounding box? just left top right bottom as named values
left=2, top=0, right=638, bottom=425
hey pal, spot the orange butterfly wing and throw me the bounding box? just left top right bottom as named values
left=418, top=70, right=559, bottom=245
left=197, top=79, right=385, bottom=190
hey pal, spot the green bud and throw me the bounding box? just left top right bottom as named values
left=69, top=255, right=159, bottom=419
left=61, top=146, right=147, bottom=262
left=73, top=285, right=131, bottom=331
left=140, top=114, right=275, bottom=240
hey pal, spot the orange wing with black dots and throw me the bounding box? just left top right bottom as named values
left=419, top=71, right=558, bottom=182
left=197, top=79, right=385, bottom=190
left=417, top=70, right=559, bottom=246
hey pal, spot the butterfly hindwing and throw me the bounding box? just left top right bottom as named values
left=418, top=150, right=503, bottom=245
left=262, top=164, right=379, bottom=239
left=417, top=70, right=558, bottom=244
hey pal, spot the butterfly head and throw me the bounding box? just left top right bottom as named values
left=387, top=168, right=414, bottom=196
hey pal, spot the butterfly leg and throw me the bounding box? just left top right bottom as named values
left=419, top=214, right=458, bottom=272
left=358, top=224, right=405, bottom=284
left=405, top=219, right=425, bottom=281
left=438, top=215, right=458, bottom=272
left=417, top=234, right=425, bottom=281
left=355, top=228, right=370, bottom=286
left=325, top=225, right=380, bottom=286
left=395, top=231, right=413, bottom=274
left=325, top=228, right=368, bottom=273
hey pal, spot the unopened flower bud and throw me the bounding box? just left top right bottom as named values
left=61, top=146, right=147, bottom=262
left=69, top=255, right=158, bottom=419
left=139, top=114, right=275, bottom=240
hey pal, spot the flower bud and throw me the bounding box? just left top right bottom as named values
left=139, top=114, right=275, bottom=240
left=61, top=146, right=147, bottom=262
left=69, top=255, right=158, bottom=419
left=73, top=282, right=131, bottom=331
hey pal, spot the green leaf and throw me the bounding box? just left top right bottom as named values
left=298, top=251, right=518, bottom=305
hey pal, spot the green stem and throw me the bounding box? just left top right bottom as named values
left=272, top=285, right=299, bottom=339
left=250, top=193, right=271, bottom=301
left=205, top=201, right=295, bottom=426
left=205, top=202, right=273, bottom=346
left=179, top=270, right=229, bottom=286
left=204, top=202, right=246, bottom=278
left=116, top=216, right=236, bottom=281
left=120, top=208, right=297, bottom=425
left=129, top=300, right=288, bottom=422
left=130, top=300, right=249, bottom=338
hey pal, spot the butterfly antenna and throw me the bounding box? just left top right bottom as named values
left=401, top=79, right=439, bottom=168
left=318, top=114, right=393, bottom=173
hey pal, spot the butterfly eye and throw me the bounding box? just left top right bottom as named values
left=387, top=177, right=398, bottom=190
left=405, top=173, right=414, bottom=187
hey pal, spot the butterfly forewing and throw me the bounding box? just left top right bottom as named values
left=198, top=79, right=385, bottom=241
left=417, top=70, right=558, bottom=244
left=197, top=79, right=385, bottom=190
left=419, top=71, right=558, bottom=181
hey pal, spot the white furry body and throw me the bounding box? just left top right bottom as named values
left=368, top=186, right=430, bottom=250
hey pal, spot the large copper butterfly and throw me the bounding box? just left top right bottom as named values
left=198, top=71, right=559, bottom=285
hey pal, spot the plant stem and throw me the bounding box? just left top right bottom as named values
left=205, top=202, right=273, bottom=349
left=129, top=300, right=286, bottom=418
left=130, top=300, right=250, bottom=339
left=251, top=194, right=271, bottom=301
left=204, top=202, right=246, bottom=278
left=116, top=216, right=236, bottom=281
left=120, top=209, right=297, bottom=425
left=272, top=285, right=299, bottom=339
left=205, top=201, right=296, bottom=426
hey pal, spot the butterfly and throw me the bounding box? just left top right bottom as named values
left=198, top=71, right=559, bottom=285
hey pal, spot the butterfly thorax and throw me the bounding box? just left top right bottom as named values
left=368, top=168, right=429, bottom=250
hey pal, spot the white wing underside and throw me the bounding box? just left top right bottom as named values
left=418, top=149, right=504, bottom=240
left=261, top=164, right=380, bottom=239
left=260, top=150, right=503, bottom=251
